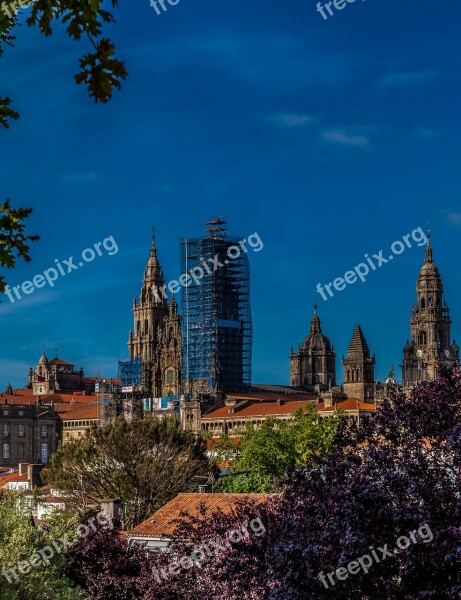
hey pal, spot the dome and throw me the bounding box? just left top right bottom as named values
left=301, top=308, right=332, bottom=352
left=418, top=235, right=442, bottom=285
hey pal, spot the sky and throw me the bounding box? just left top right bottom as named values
left=0, top=0, right=460, bottom=389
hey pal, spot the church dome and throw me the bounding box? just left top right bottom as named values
left=417, top=236, right=443, bottom=286
left=302, top=308, right=332, bottom=352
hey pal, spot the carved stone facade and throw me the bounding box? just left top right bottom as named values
left=27, top=352, right=91, bottom=396
left=128, top=234, right=182, bottom=398
left=401, top=235, right=459, bottom=391
left=342, top=324, right=376, bottom=402
left=290, top=306, right=336, bottom=390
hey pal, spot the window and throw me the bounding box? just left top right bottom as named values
left=2, top=410, right=8, bottom=416
left=41, top=443, right=48, bottom=464
left=18, top=425, right=25, bottom=437
left=166, top=369, right=174, bottom=384
left=41, top=425, right=48, bottom=438
left=418, top=331, right=428, bottom=346
left=2, top=424, right=9, bottom=438
left=18, top=411, right=24, bottom=417
left=2, top=443, right=9, bottom=459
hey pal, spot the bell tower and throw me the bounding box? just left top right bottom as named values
left=128, top=232, right=169, bottom=391
left=401, top=234, right=459, bottom=390
left=342, top=324, right=376, bottom=402
left=290, top=305, right=336, bottom=390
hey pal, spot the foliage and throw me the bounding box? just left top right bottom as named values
left=0, top=0, right=126, bottom=107
left=60, top=366, right=461, bottom=599
left=214, top=405, right=342, bottom=492
left=43, top=415, right=211, bottom=529
left=0, top=491, right=84, bottom=599
left=0, top=199, right=39, bottom=295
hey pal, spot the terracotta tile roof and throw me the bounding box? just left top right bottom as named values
left=0, top=472, right=28, bottom=487
left=317, top=398, right=377, bottom=412
left=55, top=402, right=98, bottom=421
left=48, top=358, right=73, bottom=366
left=129, top=493, right=274, bottom=539
left=203, top=400, right=316, bottom=420
left=227, top=392, right=316, bottom=402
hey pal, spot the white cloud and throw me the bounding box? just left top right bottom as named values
left=270, top=113, right=313, bottom=128
left=414, top=127, right=439, bottom=141
left=376, top=70, right=437, bottom=89
left=447, top=212, right=461, bottom=227
left=321, top=129, right=370, bottom=148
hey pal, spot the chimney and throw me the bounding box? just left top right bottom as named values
left=19, top=463, right=29, bottom=476
left=99, top=499, right=123, bottom=526
left=277, top=399, right=284, bottom=406
left=27, top=464, right=44, bottom=489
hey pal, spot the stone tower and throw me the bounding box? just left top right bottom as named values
left=342, top=324, right=376, bottom=402
left=155, top=295, right=182, bottom=397
left=401, top=234, right=459, bottom=391
left=128, top=233, right=169, bottom=393
left=290, top=306, right=336, bottom=390
left=127, top=233, right=183, bottom=398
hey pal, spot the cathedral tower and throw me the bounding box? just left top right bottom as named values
left=401, top=234, right=459, bottom=390
left=128, top=233, right=169, bottom=393
left=127, top=232, right=183, bottom=398
left=342, top=324, right=376, bottom=402
left=290, top=306, right=336, bottom=390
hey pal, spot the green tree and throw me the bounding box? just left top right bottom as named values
left=0, top=199, right=39, bottom=295
left=0, top=0, right=126, bottom=113
left=214, top=405, right=342, bottom=493
left=0, top=491, right=84, bottom=599
left=43, top=415, right=211, bottom=529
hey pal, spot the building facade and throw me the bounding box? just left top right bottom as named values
left=127, top=233, right=182, bottom=397
left=0, top=399, right=60, bottom=466
left=342, top=324, right=376, bottom=402
left=401, top=235, right=459, bottom=390
left=27, top=352, right=92, bottom=396
left=290, top=306, right=336, bottom=390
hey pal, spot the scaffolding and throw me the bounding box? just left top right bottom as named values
left=181, top=218, right=252, bottom=393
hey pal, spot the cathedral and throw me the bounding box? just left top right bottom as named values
left=291, top=233, right=458, bottom=400
left=290, top=306, right=336, bottom=390
left=127, top=234, right=182, bottom=398
left=401, top=234, right=459, bottom=391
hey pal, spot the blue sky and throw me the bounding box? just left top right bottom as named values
left=0, top=0, right=460, bottom=389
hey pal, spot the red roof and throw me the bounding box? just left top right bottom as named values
left=317, top=398, right=377, bottom=412
left=48, top=358, right=73, bottom=366
left=129, top=493, right=274, bottom=538
left=0, top=472, right=28, bottom=487
left=203, top=400, right=316, bottom=420
left=55, top=402, right=98, bottom=421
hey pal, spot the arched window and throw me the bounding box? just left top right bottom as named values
left=166, top=369, right=174, bottom=384
left=347, top=370, right=351, bottom=382
left=137, top=320, right=141, bottom=334
left=145, top=320, right=149, bottom=334
left=418, top=331, right=427, bottom=346
left=421, top=298, right=426, bottom=309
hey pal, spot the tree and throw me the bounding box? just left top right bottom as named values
left=43, top=415, right=211, bottom=529
left=1, top=2, right=125, bottom=289
left=0, top=491, right=85, bottom=599
left=69, top=366, right=461, bottom=598
left=0, top=0, right=126, bottom=113
left=214, top=405, right=342, bottom=493
left=0, top=199, right=39, bottom=295
left=166, top=365, right=461, bottom=599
